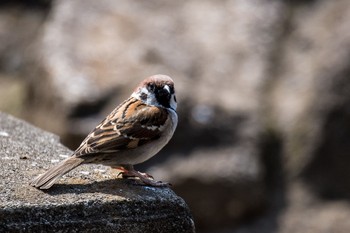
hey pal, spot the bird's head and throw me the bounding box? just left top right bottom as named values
left=132, top=74, right=177, bottom=111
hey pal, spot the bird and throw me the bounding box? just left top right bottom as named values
left=30, top=74, right=178, bottom=189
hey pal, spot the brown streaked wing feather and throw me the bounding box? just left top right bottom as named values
left=74, top=97, right=168, bottom=157
left=117, top=104, right=168, bottom=138
left=73, top=97, right=134, bottom=156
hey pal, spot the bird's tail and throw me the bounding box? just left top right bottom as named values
left=30, top=156, right=84, bottom=189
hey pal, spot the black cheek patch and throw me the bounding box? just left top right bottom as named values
left=140, top=92, right=148, bottom=101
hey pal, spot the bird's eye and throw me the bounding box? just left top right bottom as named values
left=148, top=83, right=155, bottom=91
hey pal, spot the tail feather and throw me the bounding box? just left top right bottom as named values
left=30, top=157, right=84, bottom=189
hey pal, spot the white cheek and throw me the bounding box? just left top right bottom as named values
left=132, top=87, right=158, bottom=106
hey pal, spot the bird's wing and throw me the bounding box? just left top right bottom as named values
left=74, top=97, right=169, bottom=157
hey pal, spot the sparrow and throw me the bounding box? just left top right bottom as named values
left=30, top=74, right=178, bottom=189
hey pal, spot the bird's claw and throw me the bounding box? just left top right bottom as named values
left=116, top=168, right=169, bottom=187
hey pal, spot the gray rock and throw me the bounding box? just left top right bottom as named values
left=0, top=112, right=194, bottom=233
left=262, top=0, right=350, bottom=177
left=259, top=0, right=350, bottom=195
left=0, top=4, right=48, bottom=74
left=232, top=1, right=350, bottom=232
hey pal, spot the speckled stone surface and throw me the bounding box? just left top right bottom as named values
left=0, top=112, right=194, bottom=232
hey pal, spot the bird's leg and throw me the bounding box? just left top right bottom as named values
left=117, top=164, right=170, bottom=187
left=114, top=166, right=134, bottom=178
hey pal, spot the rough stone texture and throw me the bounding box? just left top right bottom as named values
left=0, top=112, right=194, bottom=232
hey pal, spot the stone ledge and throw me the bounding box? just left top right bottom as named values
left=0, top=112, right=194, bottom=232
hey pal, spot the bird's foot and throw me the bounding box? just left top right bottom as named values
left=114, top=166, right=170, bottom=187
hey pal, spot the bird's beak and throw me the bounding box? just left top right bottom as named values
left=163, top=85, right=171, bottom=94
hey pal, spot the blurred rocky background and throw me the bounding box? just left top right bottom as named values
left=1, top=0, right=350, bottom=232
